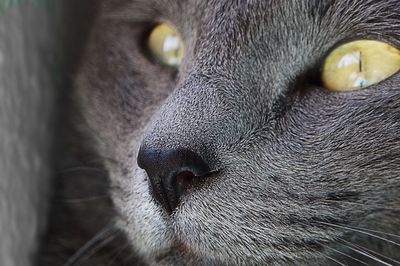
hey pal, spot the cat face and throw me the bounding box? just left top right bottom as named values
left=76, top=0, right=400, bottom=264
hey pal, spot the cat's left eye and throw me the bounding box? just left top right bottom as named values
left=147, top=23, right=185, bottom=67
left=322, top=40, right=400, bottom=92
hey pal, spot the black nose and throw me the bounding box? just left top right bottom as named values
left=137, top=147, right=211, bottom=214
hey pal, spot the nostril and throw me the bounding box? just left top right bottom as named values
left=137, top=147, right=211, bottom=214
left=175, top=171, right=196, bottom=198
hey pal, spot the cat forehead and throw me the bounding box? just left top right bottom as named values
left=99, top=0, right=399, bottom=89
left=103, top=0, right=400, bottom=52
left=103, top=0, right=399, bottom=22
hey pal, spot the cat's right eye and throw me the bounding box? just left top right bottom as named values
left=322, top=40, right=400, bottom=92
left=147, top=23, right=185, bottom=67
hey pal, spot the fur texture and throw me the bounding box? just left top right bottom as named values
left=53, top=0, right=400, bottom=265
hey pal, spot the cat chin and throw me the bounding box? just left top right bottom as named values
left=112, top=168, right=212, bottom=263
left=114, top=168, right=282, bottom=264
left=115, top=176, right=253, bottom=265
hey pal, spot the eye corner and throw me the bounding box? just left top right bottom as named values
left=138, top=22, right=160, bottom=59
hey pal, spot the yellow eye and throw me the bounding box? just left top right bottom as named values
left=322, top=40, right=400, bottom=92
left=147, top=23, right=184, bottom=67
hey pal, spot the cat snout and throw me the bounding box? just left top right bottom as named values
left=137, top=147, right=211, bottom=214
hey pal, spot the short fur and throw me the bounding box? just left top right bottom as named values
left=56, top=0, right=400, bottom=265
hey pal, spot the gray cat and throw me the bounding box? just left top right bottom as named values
left=58, top=0, right=400, bottom=265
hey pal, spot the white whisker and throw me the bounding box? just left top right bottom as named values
left=309, top=245, right=347, bottom=266
left=341, top=239, right=400, bottom=266
left=56, top=195, right=109, bottom=203
left=321, top=199, right=400, bottom=212
left=57, top=166, right=107, bottom=175
left=318, top=241, right=369, bottom=265
left=65, top=223, right=119, bottom=266
left=325, top=254, right=348, bottom=266
left=318, top=222, right=400, bottom=248
left=338, top=238, right=394, bottom=266
left=341, top=224, right=400, bottom=240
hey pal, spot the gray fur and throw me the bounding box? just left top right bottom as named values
left=75, top=0, right=400, bottom=264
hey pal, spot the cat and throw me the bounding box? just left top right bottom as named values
left=45, top=0, right=400, bottom=265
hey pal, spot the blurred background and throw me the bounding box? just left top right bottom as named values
left=0, top=1, right=106, bottom=265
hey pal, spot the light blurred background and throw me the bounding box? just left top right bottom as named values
left=0, top=1, right=97, bottom=265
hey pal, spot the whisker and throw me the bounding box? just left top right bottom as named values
left=56, top=195, right=109, bottom=203
left=107, top=243, right=130, bottom=266
left=341, top=239, right=400, bottom=266
left=340, top=224, right=400, bottom=240
left=57, top=166, right=108, bottom=175
left=318, top=222, right=400, bottom=248
left=64, top=223, right=119, bottom=266
left=320, top=199, right=400, bottom=212
left=310, top=246, right=347, bottom=266
left=316, top=241, right=369, bottom=265
left=324, top=254, right=347, bottom=266
left=338, top=238, right=394, bottom=266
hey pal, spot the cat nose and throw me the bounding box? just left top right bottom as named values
left=137, top=147, right=211, bottom=214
